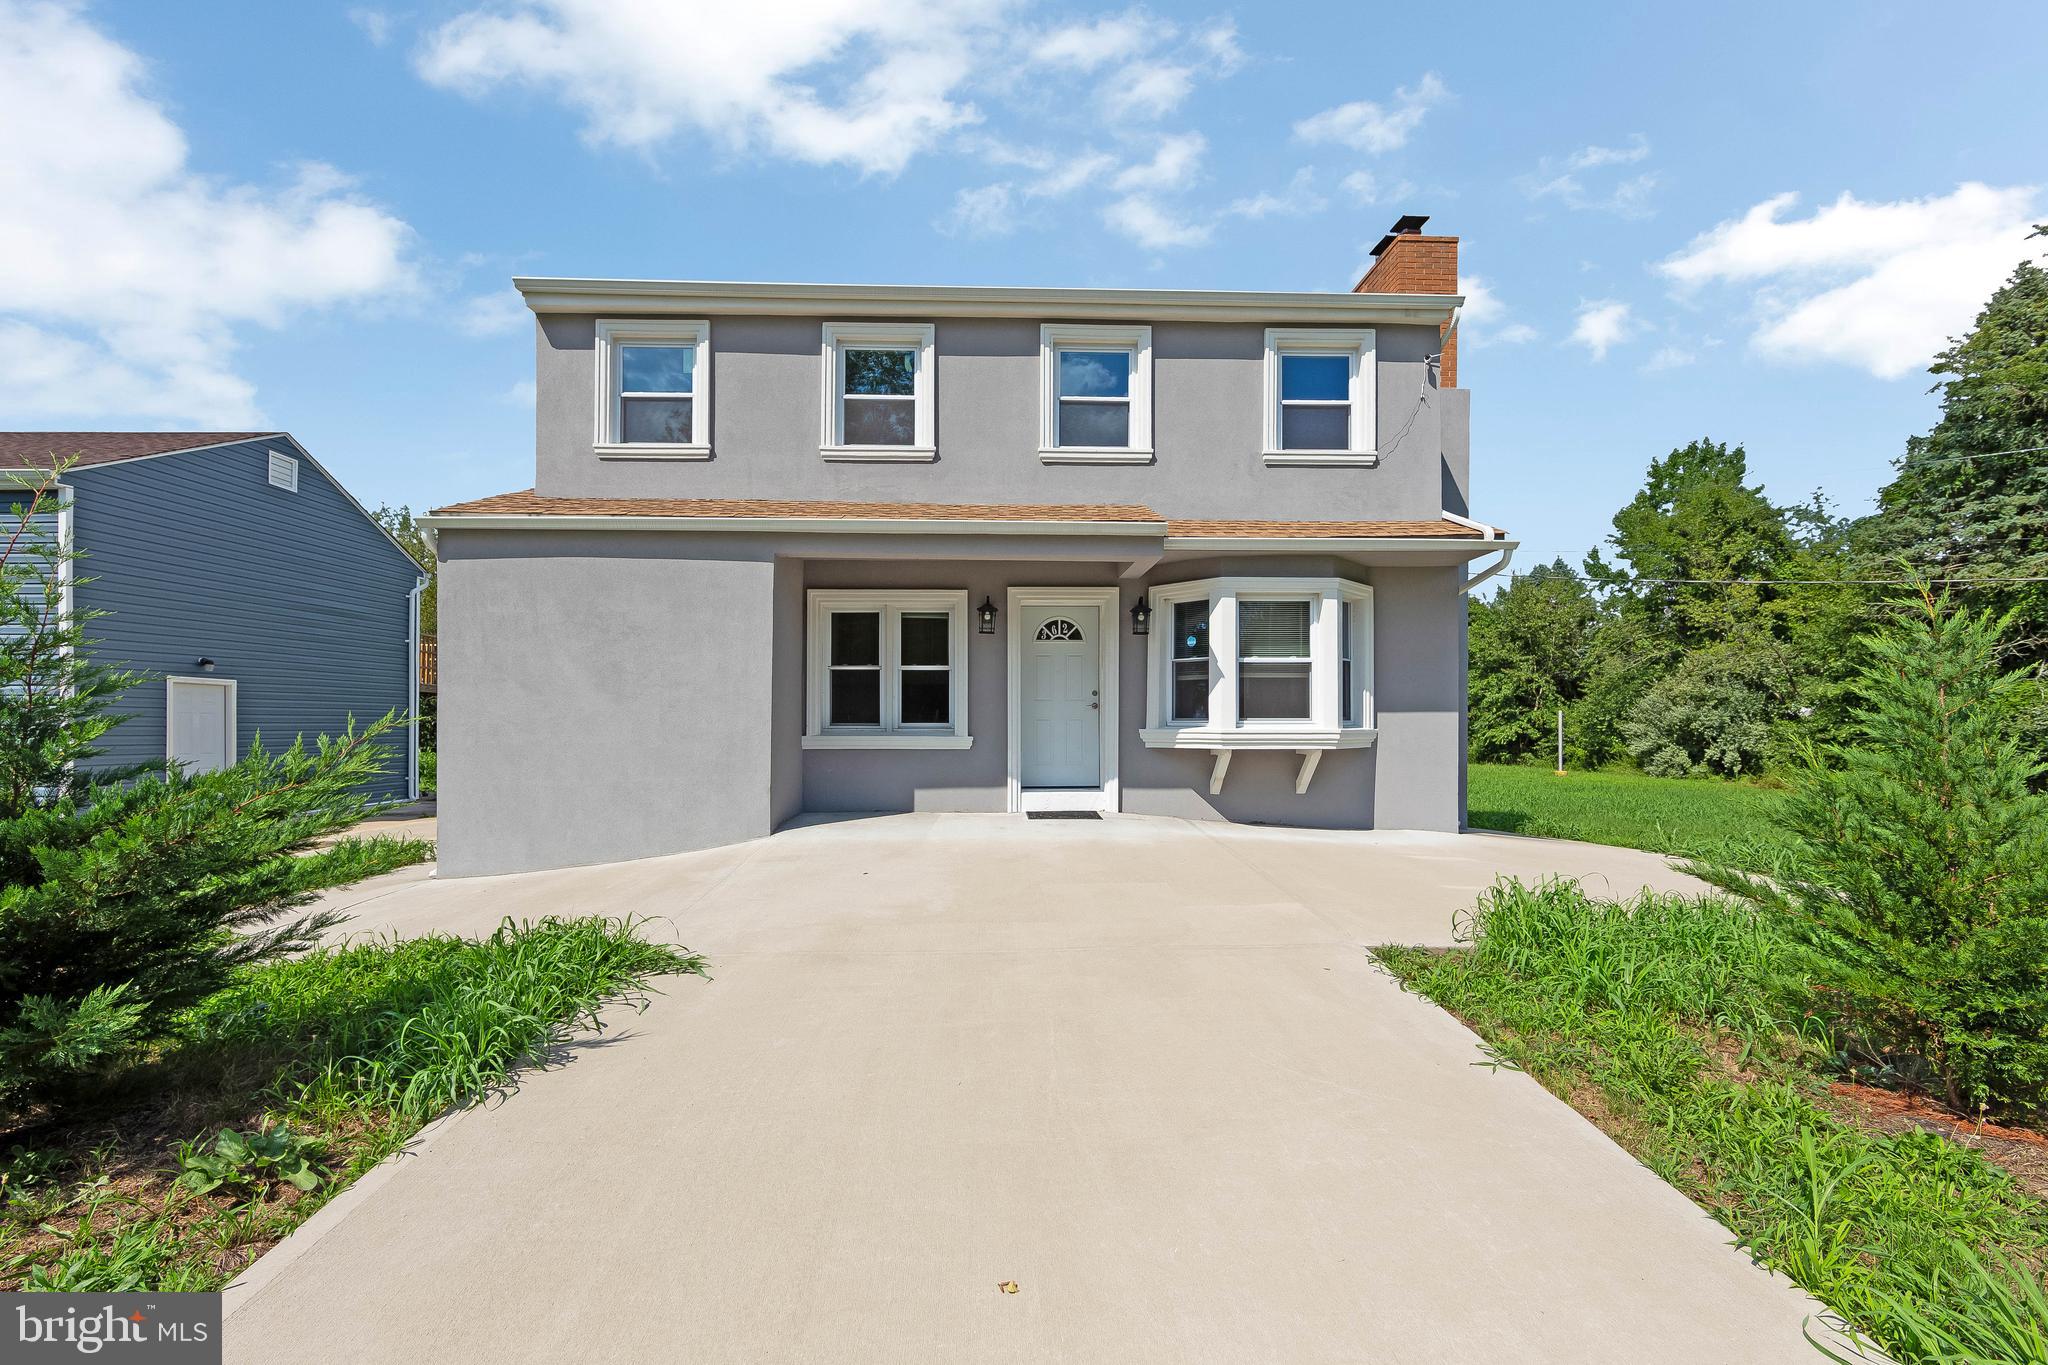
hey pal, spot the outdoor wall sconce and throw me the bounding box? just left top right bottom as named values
left=977, top=597, right=997, bottom=634
left=1129, top=600, right=1152, bottom=635
left=195, top=657, right=216, bottom=672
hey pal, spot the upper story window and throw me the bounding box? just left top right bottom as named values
left=821, top=322, right=936, bottom=462
left=803, top=589, right=972, bottom=749
left=1039, top=323, right=1153, bottom=464
left=1140, top=576, right=1374, bottom=748
left=1262, top=328, right=1376, bottom=467
left=594, top=319, right=711, bottom=460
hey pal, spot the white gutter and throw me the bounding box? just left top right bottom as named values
left=1164, top=536, right=1517, bottom=556
left=417, top=513, right=1171, bottom=538
left=513, top=277, right=1462, bottom=326
left=1442, top=510, right=1503, bottom=540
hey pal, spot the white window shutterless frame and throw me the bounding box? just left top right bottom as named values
left=1039, top=323, right=1153, bottom=464
left=594, top=318, right=711, bottom=460
left=821, top=323, right=937, bottom=462
left=1262, top=328, right=1375, bottom=467
left=803, top=590, right=971, bottom=748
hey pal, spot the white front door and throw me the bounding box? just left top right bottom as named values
left=1020, top=605, right=1101, bottom=788
left=168, top=679, right=232, bottom=775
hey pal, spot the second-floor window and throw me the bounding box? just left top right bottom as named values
left=594, top=318, right=711, bottom=459
left=821, top=322, right=936, bottom=461
left=1262, top=327, right=1376, bottom=466
left=1039, top=324, right=1153, bottom=463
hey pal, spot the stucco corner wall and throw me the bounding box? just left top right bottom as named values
left=435, top=529, right=780, bottom=876
left=1363, top=563, right=1466, bottom=832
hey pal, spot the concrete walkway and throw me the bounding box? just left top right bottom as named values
left=228, top=814, right=1823, bottom=1364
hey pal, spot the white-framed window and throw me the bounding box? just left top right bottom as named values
left=1039, top=323, right=1153, bottom=463
left=804, top=589, right=972, bottom=748
left=1262, top=328, right=1376, bottom=466
left=1140, top=576, right=1373, bottom=747
left=820, top=322, right=936, bottom=461
left=266, top=450, right=298, bottom=492
left=594, top=318, right=711, bottom=459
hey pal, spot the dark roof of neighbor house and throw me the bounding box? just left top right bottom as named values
left=428, top=491, right=1497, bottom=538
left=0, top=432, right=278, bottom=468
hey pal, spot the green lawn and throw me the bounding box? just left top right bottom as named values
left=1468, top=761, right=1791, bottom=867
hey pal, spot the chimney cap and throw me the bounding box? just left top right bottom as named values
left=1369, top=214, right=1432, bottom=257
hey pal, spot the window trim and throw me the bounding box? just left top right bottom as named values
left=1140, top=575, right=1374, bottom=749
left=820, top=322, right=937, bottom=462
left=803, top=589, right=971, bottom=748
left=1038, top=323, right=1153, bottom=464
left=594, top=318, right=712, bottom=460
left=1262, top=327, right=1376, bottom=467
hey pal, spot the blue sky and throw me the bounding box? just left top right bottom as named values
left=1, top=1, right=2043, bottom=571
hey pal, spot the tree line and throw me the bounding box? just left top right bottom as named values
left=1472, top=249, right=2048, bottom=776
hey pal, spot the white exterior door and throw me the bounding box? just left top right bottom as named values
left=168, top=679, right=233, bottom=775
left=1020, top=605, right=1101, bottom=788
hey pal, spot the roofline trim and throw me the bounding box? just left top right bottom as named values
left=418, top=512, right=1170, bottom=537
left=0, top=433, right=288, bottom=471
left=511, top=278, right=1461, bottom=325
left=1163, top=536, right=1519, bottom=555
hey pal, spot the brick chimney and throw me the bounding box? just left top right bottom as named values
left=1354, top=215, right=1458, bottom=387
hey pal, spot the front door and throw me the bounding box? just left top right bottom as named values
left=1020, top=605, right=1101, bottom=788
left=168, top=679, right=232, bottom=775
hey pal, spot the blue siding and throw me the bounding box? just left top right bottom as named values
left=68, top=439, right=422, bottom=801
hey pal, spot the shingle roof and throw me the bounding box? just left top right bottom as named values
left=0, top=432, right=277, bottom=468
left=1167, top=518, right=1495, bottom=538
left=428, top=491, right=1166, bottom=522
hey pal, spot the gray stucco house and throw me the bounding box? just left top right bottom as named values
left=0, top=432, right=426, bottom=801
left=424, top=219, right=1516, bottom=877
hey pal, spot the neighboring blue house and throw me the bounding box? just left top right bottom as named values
left=0, top=433, right=426, bottom=801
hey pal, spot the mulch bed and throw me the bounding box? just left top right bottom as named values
left=1825, top=1080, right=2048, bottom=1201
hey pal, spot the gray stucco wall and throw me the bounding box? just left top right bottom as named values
left=533, top=316, right=1460, bottom=524
left=67, top=440, right=420, bottom=801
left=435, top=530, right=1467, bottom=876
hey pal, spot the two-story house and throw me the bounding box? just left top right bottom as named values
left=423, top=219, right=1515, bottom=877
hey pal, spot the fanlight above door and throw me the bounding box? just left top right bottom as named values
left=1034, top=618, right=1085, bottom=641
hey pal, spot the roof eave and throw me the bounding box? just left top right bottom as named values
left=417, top=512, right=1171, bottom=537
left=511, top=278, right=1461, bottom=326
left=1163, top=536, right=1519, bottom=557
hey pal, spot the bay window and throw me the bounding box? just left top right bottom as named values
left=1039, top=324, right=1153, bottom=463
left=804, top=590, right=971, bottom=748
left=594, top=319, right=711, bottom=459
left=1140, top=577, right=1374, bottom=748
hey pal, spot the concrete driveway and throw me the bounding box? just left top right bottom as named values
left=228, top=814, right=1823, bottom=1364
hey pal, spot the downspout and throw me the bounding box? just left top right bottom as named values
left=407, top=577, right=424, bottom=802
left=1444, top=510, right=1516, bottom=596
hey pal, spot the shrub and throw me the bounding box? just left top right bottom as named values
left=1689, top=588, right=2048, bottom=1117
left=1622, top=639, right=1791, bottom=777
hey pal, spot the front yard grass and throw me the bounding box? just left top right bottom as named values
left=1379, top=879, right=2048, bottom=1365
left=1468, top=761, right=1791, bottom=867
left=0, top=916, right=703, bottom=1291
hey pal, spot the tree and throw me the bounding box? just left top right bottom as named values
left=0, top=467, right=411, bottom=1110
left=1860, top=251, right=2048, bottom=678
left=1468, top=560, right=1601, bottom=763
left=1621, top=639, right=1792, bottom=777
left=1689, top=588, right=2048, bottom=1116
left=373, top=504, right=435, bottom=634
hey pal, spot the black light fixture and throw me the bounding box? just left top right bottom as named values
left=195, top=657, right=216, bottom=672
left=977, top=596, right=998, bottom=634
left=1129, top=599, right=1152, bottom=635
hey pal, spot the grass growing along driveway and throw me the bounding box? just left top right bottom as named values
left=1379, top=880, right=2048, bottom=1365
left=1, top=917, right=702, bottom=1292
left=1468, top=761, right=1790, bottom=866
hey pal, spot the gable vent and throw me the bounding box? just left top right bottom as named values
left=267, top=450, right=299, bottom=492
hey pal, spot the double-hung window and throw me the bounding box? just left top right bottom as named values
left=1141, top=577, right=1374, bottom=747
left=1039, top=324, right=1152, bottom=462
left=594, top=319, right=711, bottom=458
left=821, top=323, right=936, bottom=460
left=805, top=590, right=971, bottom=748
left=1262, top=328, right=1375, bottom=466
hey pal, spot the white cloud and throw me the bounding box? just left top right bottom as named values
left=1029, top=11, right=1159, bottom=71
left=1105, top=59, right=1195, bottom=119
left=1340, top=170, right=1377, bottom=205
left=1658, top=183, right=2045, bottom=377
left=455, top=288, right=530, bottom=337
left=1457, top=275, right=1537, bottom=347
left=1522, top=135, right=1656, bottom=217
left=348, top=7, right=392, bottom=45
left=417, top=0, right=1007, bottom=177
left=501, top=378, right=537, bottom=406
left=0, top=0, right=414, bottom=426
left=1105, top=195, right=1210, bottom=251
left=1571, top=300, right=1633, bottom=360
left=1293, top=73, right=1448, bottom=154
left=1228, top=167, right=1325, bottom=220
left=1641, top=346, right=1695, bottom=372
left=1112, top=131, right=1205, bottom=192
left=941, top=182, right=1017, bottom=237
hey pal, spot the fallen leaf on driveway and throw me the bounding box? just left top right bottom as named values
left=998, top=1281, right=1019, bottom=1294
